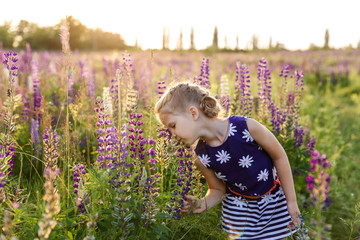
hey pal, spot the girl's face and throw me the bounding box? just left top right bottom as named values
left=160, top=110, right=199, bottom=146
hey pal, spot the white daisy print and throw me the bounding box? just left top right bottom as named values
left=232, top=196, right=247, bottom=209
left=215, top=150, right=231, bottom=164
left=258, top=145, right=263, bottom=151
left=234, top=183, right=247, bottom=190
left=242, top=129, right=254, bottom=142
left=238, top=155, right=254, bottom=168
left=257, top=169, right=269, bottom=182
left=228, top=123, right=237, bottom=137
left=198, top=154, right=211, bottom=168
left=215, top=172, right=227, bottom=181
left=260, top=194, right=274, bottom=204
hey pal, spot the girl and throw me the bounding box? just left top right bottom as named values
left=155, top=82, right=302, bottom=239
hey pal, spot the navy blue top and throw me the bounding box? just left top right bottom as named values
left=195, top=116, right=277, bottom=197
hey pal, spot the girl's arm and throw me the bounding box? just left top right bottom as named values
left=246, top=118, right=301, bottom=224
left=181, top=157, right=226, bottom=214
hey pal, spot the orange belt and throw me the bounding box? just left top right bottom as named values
left=225, top=177, right=281, bottom=199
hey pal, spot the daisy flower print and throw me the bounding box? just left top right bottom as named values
left=215, top=150, right=231, bottom=164
left=242, top=129, right=254, bottom=142
left=228, top=123, right=237, bottom=137
left=257, top=169, right=269, bottom=181
left=215, top=172, right=227, bottom=181
left=198, top=154, right=211, bottom=168
left=232, top=196, right=247, bottom=209
left=260, top=194, right=274, bottom=204
left=234, top=183, right=247, bottom=190
left=238, top=155, right=254, bottom=168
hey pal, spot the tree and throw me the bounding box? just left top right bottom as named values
left=162, top=27, right=169, bottom=50
left=251, top=34, right=258, bottom=50
left=324, top=29, right=329, bottom=49
left=0, top=22, right=14, bottom=48
left=177, top=28, right=183, bottom=51
left=236, top=35, right=239, bottom=51
left=212, top=26, right=218, bottom=49
left=269, top=37, right=273, bottom=49
left=190, top=27, right=195, bottom=50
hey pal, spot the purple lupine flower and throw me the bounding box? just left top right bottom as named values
left=157, top=78, right=167, bottom=98
left=294, top=124, right=305, bottom=148
left=235, top=62, right=252, bottom=116
left=67, top=70, right=75, bottom=103
left=169, top=143, right=196, bottom=218
left=102, top=58, right=110, bottom=77
left=72, top=164, right=88, bottom=213
left=32, top=57, right=42, bottom=119
left=31, top=118, right=41, bottom=149
left=306, top=150, right=331, bottom=209
left=2, top=51, right=19, bottom=87
left=21, top=43, right=33, bottom=75
left=197, top=58, right=210, bottom=89
left=306, top=135, right=316, bottom=154
left=94, top=97, right=119, bottom=169
left=21, top=95, right=31, bottom=121
left=257, top=58, right=272, bottom=109
left=269, top=101, right=282, bottom=134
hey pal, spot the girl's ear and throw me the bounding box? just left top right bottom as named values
left=188, top=106, right=199, bottom=121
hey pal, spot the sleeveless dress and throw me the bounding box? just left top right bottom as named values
left=195, top=116, right=297, bottom=240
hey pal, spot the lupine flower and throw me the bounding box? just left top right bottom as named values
left=21, top=95, right=31, bottom=120
left=102, top=87, right=113, bottom=118
left=2, top=51, right=19, bottom=87
left=169, top=143, right=196, bottom=218
left=37, top=168, right=60, bottom=239
left=294, top=124, right=305, bottom=148
left=31, top=118, right=41, bottom=150
left=67, top=70, right=75, bottom=103
left=306, top=150, right=331, bottom=209
left=94, top=96, right=119, bottom=169
left=257, top=57, right=272, bottom=111
left=73, top=164, right=88, bottom=213
left=157, top=79, right=166, bottom=98
left=1, top=51, right=20, bottom=179
left=234, top=62, right=252, bottom=116
left=42, top=128, right=60, bottom=170
left=219, top=75, right=230, bottom=114
left=197, top=58, right=210, bottom=89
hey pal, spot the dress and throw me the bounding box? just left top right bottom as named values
left=194, top=116, right=297, bottom=240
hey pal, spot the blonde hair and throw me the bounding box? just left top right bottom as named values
left=154, top=82, right=223, bottom=122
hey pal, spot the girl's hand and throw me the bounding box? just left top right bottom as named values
left=181, top=195, right=206, bottom=214
left=287, top=201, right=303, bottom=230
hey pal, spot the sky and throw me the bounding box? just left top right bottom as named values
left=1, top=0, right=359, bottom=50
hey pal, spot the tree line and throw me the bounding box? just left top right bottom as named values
left=0, top=16, right=128, bottom=51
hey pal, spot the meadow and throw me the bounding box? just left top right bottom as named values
left=0, top=34, right=360, bottom=239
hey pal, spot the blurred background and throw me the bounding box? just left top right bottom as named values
left=1, top=0, right=360, bottom=52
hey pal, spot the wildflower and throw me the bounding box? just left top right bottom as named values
left=306, top=150, right=331, bottom=209
left=37, top=168, right=60, bottom=239
left=157, top=79, right=166, bottom=98
left=197, top=58, right=210, bottom=88
left=72, top=164, right=88, bottom=214
left=94, top=97, right=119, bottom=169
left=234, top=63, right=252, bottom=116
left=219, top=75, right=230, bottom=114
left=42, top=128, right=60, bottom=170
left=257, top=57, right=272, bottom=111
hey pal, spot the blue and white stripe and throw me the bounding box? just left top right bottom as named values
left=221, top=186, right=297, bottom=240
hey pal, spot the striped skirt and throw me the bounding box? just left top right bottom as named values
left=221, top=186, right=297, bottom=240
